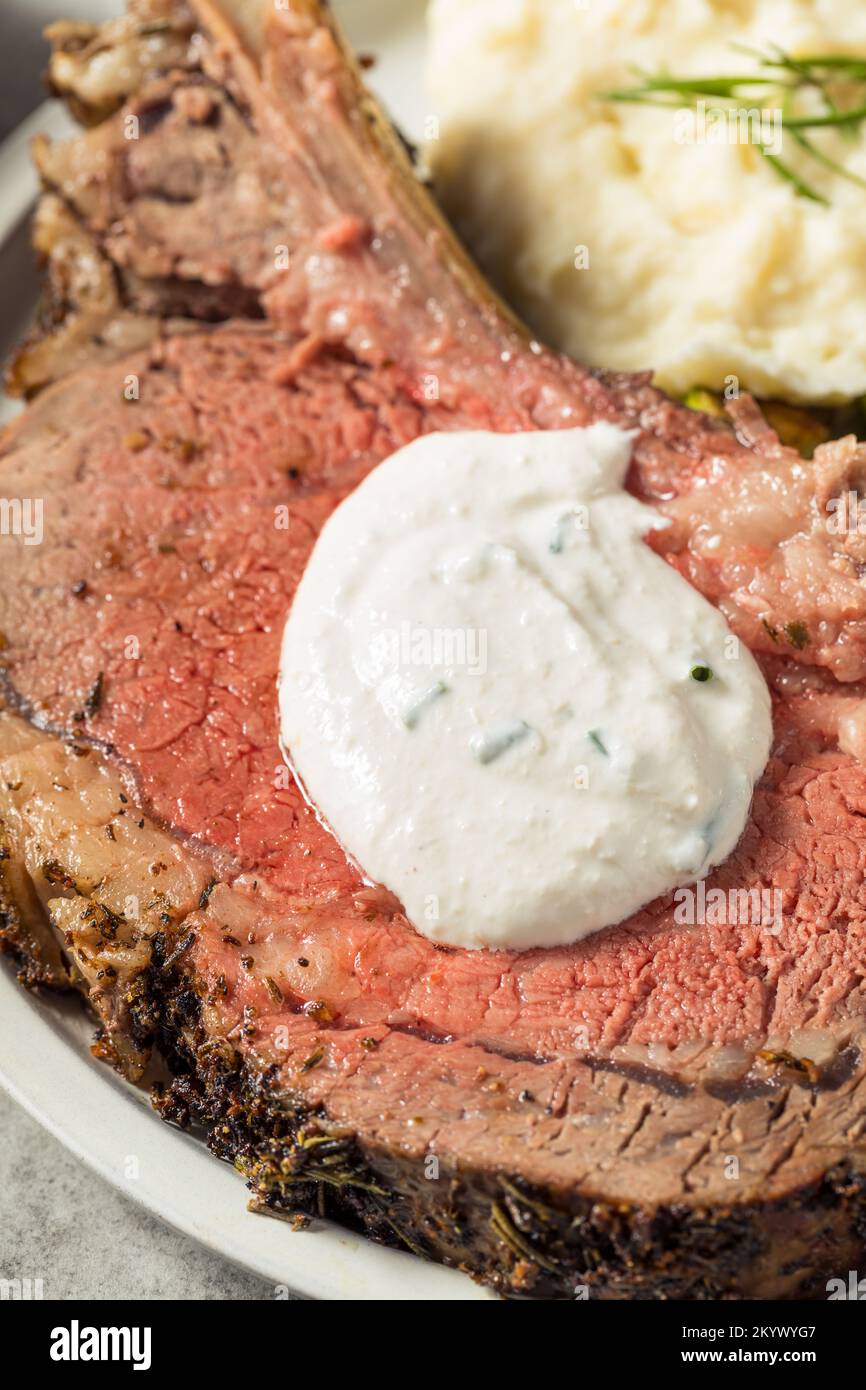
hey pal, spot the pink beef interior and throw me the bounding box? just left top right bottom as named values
left=2, top=325, right=865, bottom=1069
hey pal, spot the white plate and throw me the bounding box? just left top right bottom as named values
left=0, top=0, right=494, bottom=1301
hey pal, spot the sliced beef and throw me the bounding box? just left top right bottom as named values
left=1, top=0, right=865, bottom=1299
left=3, top=333, right=866, bottom=1064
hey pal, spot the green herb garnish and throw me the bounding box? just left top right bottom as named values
left=690, top=664, right=714, bottom=683
left=549, top=510, right=584, bottom=554
left=600, top=45, right=866, bottom=203
left=472, top=719, right=531, bottom=765
left=403, top=680, right=449, bottom=730
left=587, top=729, right=608, bottom=756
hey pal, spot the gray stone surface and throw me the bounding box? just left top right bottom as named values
left=0, top=1090, right=276, bottom=1300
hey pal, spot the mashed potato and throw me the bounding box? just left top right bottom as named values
left=427, top=0, right=866, bottom=403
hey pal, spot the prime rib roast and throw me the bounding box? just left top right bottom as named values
left=1, top=0, right=865, bottom=1299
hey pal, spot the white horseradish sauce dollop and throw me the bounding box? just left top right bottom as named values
left=278, top=424, right=772, bottom=951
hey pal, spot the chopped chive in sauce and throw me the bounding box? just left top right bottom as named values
left=587, top=729, right=608, bottom=756
left=549, top=510, right=581, bottom=554
left=701, top=811, right=720, bottom=859
left=472, top=719, right=531, bottom=765
left=689, top=664, right=714, bottom=683
left=403, top=680, right=449, bottom=730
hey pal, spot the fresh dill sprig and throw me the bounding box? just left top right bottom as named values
left=599, top=45, right=866, bottom=202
